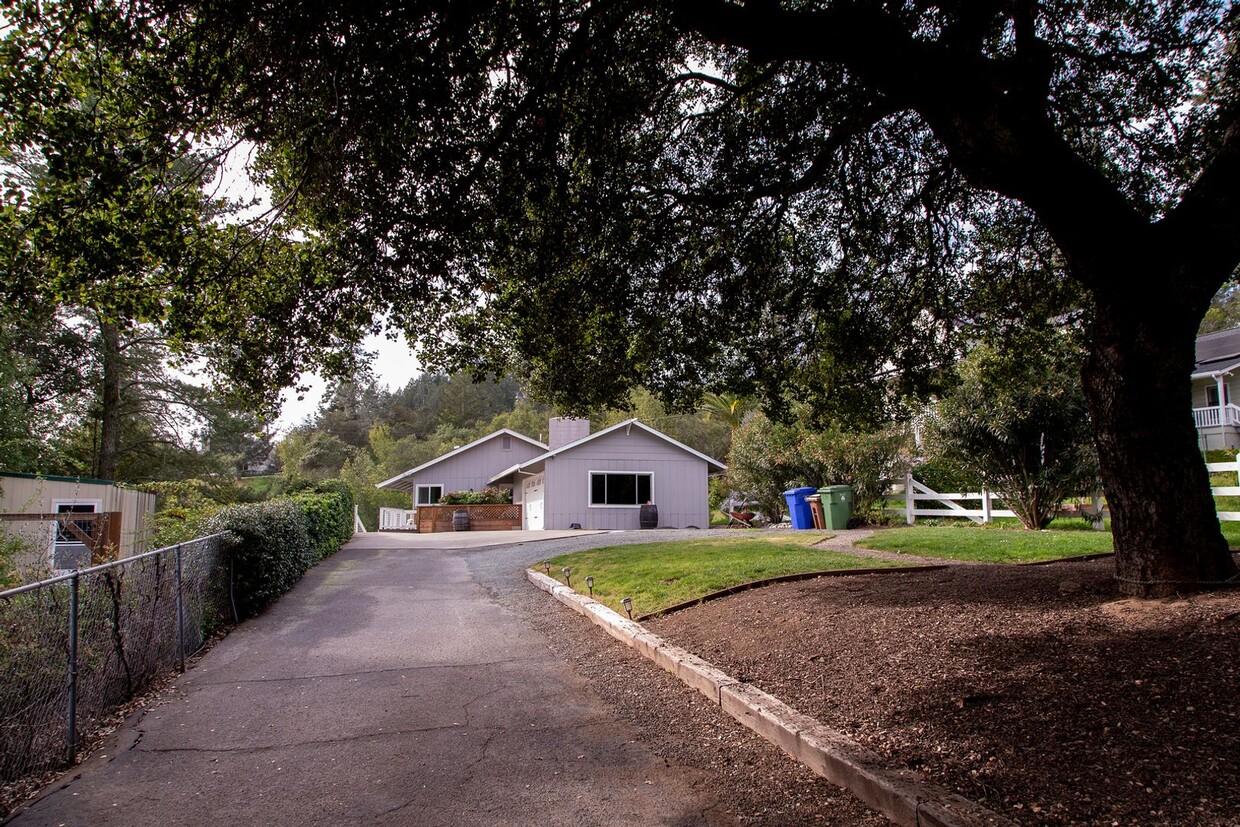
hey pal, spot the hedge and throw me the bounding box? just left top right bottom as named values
left=207, top=483, right=355, bottom=619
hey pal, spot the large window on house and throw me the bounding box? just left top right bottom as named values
left=589, top=472, right=652, bottom=507
left=1207, top=385, right=1231, bottom=407
left=415, top=484, right=444, bottom=505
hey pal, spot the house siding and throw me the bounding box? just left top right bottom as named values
left=541, top=428, right=711, bottom=530
left=402, top=437, right=545, bottom=508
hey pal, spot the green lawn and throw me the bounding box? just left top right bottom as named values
left=542, top=534, right=907, bottom=617
left=241, top=475, right=281, bottom=498
left=856, top=523, right=1114, bottom=563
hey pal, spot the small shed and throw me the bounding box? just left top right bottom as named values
left=488, top=418, right=727, bottom=531
left=0, top=472, right=156, bottom=572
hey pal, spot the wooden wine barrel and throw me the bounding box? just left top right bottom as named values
left=639, top=503, right=658, bottom=529
left=452, top=509, right=470, bottom=531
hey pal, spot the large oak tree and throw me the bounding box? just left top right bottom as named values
left=6, top=0, right=1240, bottom=595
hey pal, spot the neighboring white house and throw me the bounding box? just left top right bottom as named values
left=375, top=428, right=548, bottom=506
left=1193, top=326, right=1240, bottom=450
left=488, top=418, right=727, bottom=531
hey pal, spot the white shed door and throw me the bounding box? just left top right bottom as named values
left=523, top=474, right=545, bottom=531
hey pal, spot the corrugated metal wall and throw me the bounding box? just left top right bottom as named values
left=0, top=476, right=156, bottom=560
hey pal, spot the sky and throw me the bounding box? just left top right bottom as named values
left=273, top=328, right=422, bottom=433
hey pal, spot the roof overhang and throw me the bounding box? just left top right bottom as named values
left=375, top=429, right=547, bottom=492
left=485, top=418, right=727, bottom=483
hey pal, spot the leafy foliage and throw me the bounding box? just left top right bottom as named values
left=205, top=483, right=354, bottom=618
left=208, top=499, right=312, bottom=619
left=728, top=413, right=913, bottom=521
left=4, top=0, right=1238, bottom=589
left=291, top=483, right=356, bottom=562
left=924, top=330, right=1100, bottom=530
left=438, top=488, right=512, bottom=506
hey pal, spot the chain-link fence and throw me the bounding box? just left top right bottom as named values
left=0, top=534, right=229, bottom=783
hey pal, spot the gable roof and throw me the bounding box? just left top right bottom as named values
left=375, top=429, right=547, bottom=491
left=1194, top=326, right=1240, bottom=378
left=487, top=419, right=726, bottom=484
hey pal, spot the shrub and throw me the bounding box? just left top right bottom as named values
left=291, top=486, right=355, bottom=561
left=207, top=499, right=313, bottom=619
left=798, top=425, right=915, bottom=517
left=911, top=456, right=984, bottom=496
left=438, top=487, right=511, bottom=505
left=924, top=331, right=1099, bottom=530
left=728, top=413, right=913, bottom=522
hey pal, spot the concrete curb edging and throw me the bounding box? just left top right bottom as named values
left=527, top=569, right=1018, bottom=827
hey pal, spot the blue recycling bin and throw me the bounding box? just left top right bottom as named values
left=783, top=486, right=819, bottom=530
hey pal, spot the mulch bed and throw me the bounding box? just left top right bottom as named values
left=647, top=557, right=1240, bottom=826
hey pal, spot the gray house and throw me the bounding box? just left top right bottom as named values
left=488, top=418, right=727, bottom=531
left=376, top=429, right=548, bottom=506
left=1194, top=327, right=1240, bottom=450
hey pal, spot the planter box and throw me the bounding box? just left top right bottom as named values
left=415, top=504, right=522, bottom=532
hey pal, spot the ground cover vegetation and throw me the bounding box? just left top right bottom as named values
left=3, top=2, right=1239, bottom=595
left=856, top=523, right=1115, bottom=563
left=544, top=534, right=907, bottom=616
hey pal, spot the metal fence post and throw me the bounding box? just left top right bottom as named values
left=67, top=572, right=79, bottom=765
left=175, top=543, right=186, bottom=673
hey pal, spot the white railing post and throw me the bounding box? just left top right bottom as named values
left=981, top=487, right=992, bottom=524
left=905, top=472, right=915, bottom=525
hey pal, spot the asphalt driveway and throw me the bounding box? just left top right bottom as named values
left=9, top=531, right=726, bottom=826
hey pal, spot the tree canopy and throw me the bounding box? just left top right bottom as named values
left=3, top=1, right=1239, bottom=594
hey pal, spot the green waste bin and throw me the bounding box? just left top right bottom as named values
left=818, top=485, right=853, bottom=530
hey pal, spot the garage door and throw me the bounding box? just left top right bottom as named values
left=523, top=474, right=544, bottom=531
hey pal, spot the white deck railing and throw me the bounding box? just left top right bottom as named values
left=1193, top=403, right=1240, bottom=428
left=378, top=507, right=416, bottom=531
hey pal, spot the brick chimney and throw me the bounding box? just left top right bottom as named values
left=548, top=417, right=590, bottom=450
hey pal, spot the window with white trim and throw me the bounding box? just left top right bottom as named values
left=415, top=484, right=444, bottom=505
left=589, top=472, right=652, bottom=506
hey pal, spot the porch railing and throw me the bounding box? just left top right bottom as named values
left=1193, top=403, right=1240, bottom=428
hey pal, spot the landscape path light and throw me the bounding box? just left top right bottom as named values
left=562, top=566, right=572, bottom=587
left=621, top=597, right=633, bottom=619
left=585, top=575, right=594, bottom=597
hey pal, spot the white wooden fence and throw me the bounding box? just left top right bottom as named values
left=1207, top=455, right=1240, bottom=521
left=890, top=455, right=1240, bottom=526
left=378, top=507, right=416, bottom=531
left=886, top=473, right=1107, bottom=527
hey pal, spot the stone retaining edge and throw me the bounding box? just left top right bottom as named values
left=526, top=568, right=1018, bottom=827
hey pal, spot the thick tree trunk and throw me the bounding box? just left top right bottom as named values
left=1083, top=296, right=1239, bottom=597
left=97, top=321, right=122, bottom=482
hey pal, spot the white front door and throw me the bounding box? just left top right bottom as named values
left=523, top=474, right=545, bottom=531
